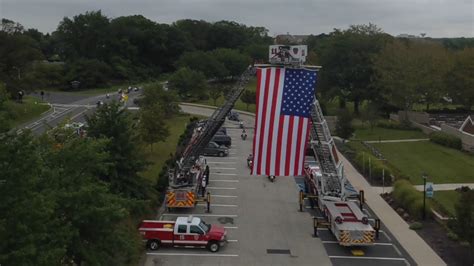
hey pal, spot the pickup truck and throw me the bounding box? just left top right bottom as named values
left=139, top=216, right=227, bottom=252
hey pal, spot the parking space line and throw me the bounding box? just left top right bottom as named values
left=224, top=226, right=238, bottom=229
left=329, top=256, right=407, bottom=261
left=212, top=195, right=237, bottom=198
left=162, top=213, right=238, bottom=217
left=197, top=204, right=238, bottom=207
left=211, top=180, right=239, bottom=182
left=393, top=244, right=402, bottom=256
left=227, top=239, right=238, bottom=242
left=207, top=162, right=236, bottom=164
left=207, top=187, right=236, bottom=190
left=381, top=230, right=392, bottom=241
left=147, top=252, right=239, bottom=257
left=322, top=241, right=392, bottom=246
left=214, top=173, right=237, bottom=176
left=213, top=167, right=237, bottom=170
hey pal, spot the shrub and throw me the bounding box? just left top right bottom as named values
left=392, top=180, right=431, bottom=220
left=429, top=132, right=462, bottom=150
left=353, top=152, right=392, bottom=185
left=409, top=222, right=423, bottom=230
left=447, top=231, right=459, bottom=241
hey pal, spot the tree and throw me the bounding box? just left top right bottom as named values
left=240, top=90, right=256, bottom=110
left=208, top=85, right=223, bottom=106
left=361, top=101, right=380, bottom=130
left=446, top=48, right=474, bottom=110
left=140, top=84, right=179, bottom=117
left=176, top=51, right=228, bottom=79
left=335, top=108, right=354, bottom=140
left=373, top=40, right=449, bottom=113
left=138, top=104, right=169, bottom=151
left=0, top=83, right=11, bottom=133
left=64, top=58, right=112, bottom=89
left=168, top=67, right=207, bottom=99
left=212, top=48, right=250, bottom=78
left=452, top=189, right=474, bottom=264
left=86, top=102, right=151, bottom=200
left=318, top=24, right=391, bottom=114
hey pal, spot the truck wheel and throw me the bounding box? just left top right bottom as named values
left=207, top=241, right=220, bottom=252
left=218, top=152, right=225, bottom=157
left=147, top=239, right=160, bottom=251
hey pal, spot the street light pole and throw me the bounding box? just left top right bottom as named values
left=422, top=173, right=427, bottom=220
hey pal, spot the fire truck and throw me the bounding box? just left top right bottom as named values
left=303, top=98, right=375, bottom=246
left=165, top=66, right=256, bottom=209
left=139, top=216, right=227, bottom=252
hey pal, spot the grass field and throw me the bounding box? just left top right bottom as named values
left=352, top=127, right=427, bottom=141
left=373, top=141, right=474, bottom=185
left=431, top=190, right=460, bottom=216
left=140, top=114, right=193, bottom=182
left=6, top=96, right=50, bottom=127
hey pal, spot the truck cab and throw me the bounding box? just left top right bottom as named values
left=139, top=216, right=227, bottom=252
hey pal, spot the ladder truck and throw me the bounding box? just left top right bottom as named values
left=263, top=44, right=376, bottom=246
left=165, top=66, right=256, bottom=210
left=304, top=99, right=375, bottom=246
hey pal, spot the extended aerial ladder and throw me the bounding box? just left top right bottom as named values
left=165, top=66, right=256, bottom=209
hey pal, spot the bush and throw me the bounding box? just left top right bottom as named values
left=429, top=132, right=462, bottom=150
left=409, top=222, right=423, bottom=230
left=447, top=231, right=459, bottom=241
left=392, top=180, right=430, bottom=220
left=353, top=152, right=392, bottom=185
left=377, top=120, right=418, bottom=130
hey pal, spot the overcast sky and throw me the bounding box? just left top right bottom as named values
left=1, top=0, right=473, bottom=38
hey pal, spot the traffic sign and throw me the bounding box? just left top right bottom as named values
left=426, top=182, right=434, bottom=198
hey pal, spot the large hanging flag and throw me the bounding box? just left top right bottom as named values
left=251, top=67, right=317, bottom=176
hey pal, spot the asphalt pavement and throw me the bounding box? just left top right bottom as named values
left=21, top=90, right=142, bottom=135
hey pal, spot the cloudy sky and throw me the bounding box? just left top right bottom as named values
left=1, top=0, right=473, bottom=37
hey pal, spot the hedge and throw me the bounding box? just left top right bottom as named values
left=392, top=180, right=431, bottom=220
left=429, top=131, right=462, bottom=150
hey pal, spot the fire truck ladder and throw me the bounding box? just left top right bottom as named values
left=309, top=99, right=342, bottom=197
left=170, top=66, right=256, bottom=188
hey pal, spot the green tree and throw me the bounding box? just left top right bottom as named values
left=208, top=85, right=223, bottom=106
left=86, top=102, right=151, bottom=200
left=138, top=103, right=169, bottom=151
left=319, top=24, right=391, bottom=114
left=335, top=108, right=354, bottom=140
left=64, top=58, right=112, bottom=89
left=169, top=67, right=207, bottom=99
left=212, top=48, right=250, bottom=78
left=140, top=84, right=179, bottom=117
left=373, top=40, right=449, bottom=113
left=0, top=83, right=11, bottom=132
left=240, top=90, right=256, bottom=110
left=176, top=51, right=228, bottom=79
left=446, top=48, right=474, bottom=110
left=452, top=189, right=474, bottom=264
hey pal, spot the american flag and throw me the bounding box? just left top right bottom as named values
left=251, top=67, right=317, bottom=176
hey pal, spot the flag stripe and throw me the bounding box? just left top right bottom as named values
left=261, top=68, right=276, bottom=174
left=276, top=115, right=285, bottom=175
left=280, top=116, right=289, bottom=175
left=266, top=68, right=282, bottom=175
left=294, top=117, right=304, bottom=175
left=285, top=116, right=295, bottom=176
left=256, top=68, right=271, bottom=175
left=299, top=119, right=309, bottom=173
left=290, top=117, right=300, bottom=175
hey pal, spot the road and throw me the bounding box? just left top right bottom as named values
left=143, top=105, right=416, bottom=266
left=21, top=90, right=141, bottom=135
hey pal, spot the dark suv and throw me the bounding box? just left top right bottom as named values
left=202, top=142, right=229, bottom=157
left=227, top=111, right=240, bottom=121
left=211, top=135, right=232, bottom=147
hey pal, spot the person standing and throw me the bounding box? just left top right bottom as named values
left=201, top=176, right=207, bottom=197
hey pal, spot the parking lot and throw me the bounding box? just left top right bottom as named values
left=142, top=111, right=415, bottom=266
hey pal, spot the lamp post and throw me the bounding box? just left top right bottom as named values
left=422, top=173, right=427, bottom=220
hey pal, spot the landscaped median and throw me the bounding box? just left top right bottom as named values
left=7, top=96, right=51, bottom=128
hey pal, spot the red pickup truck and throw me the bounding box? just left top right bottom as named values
left=139, top=216, right=227, bottom=252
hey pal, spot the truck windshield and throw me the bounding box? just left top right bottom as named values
left=199, top=221, right=210, bottom=233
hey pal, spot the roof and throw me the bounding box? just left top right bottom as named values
left=460, top=115, right=474, bottom=135
left=176, top=216, right=201, bottom=226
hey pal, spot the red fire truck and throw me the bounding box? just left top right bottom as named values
left=139, top=216, right=227, bottom=252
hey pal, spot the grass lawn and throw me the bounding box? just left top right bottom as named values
left=6, top=96, right=50, bottom=127
left=352, top=127, right=427, bottom=141
left=140, top=114, right=193, bottom=183
left=431, top=190, right=460, bottom=216
left=43, top=81, right=159, bottom=96
left=373, top=141, right=474, bottom=185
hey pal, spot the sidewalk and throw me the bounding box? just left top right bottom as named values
left=339, top=151, right=446, bottom=266
left=364, top=138, right=429, bottom=143
left=373, top=183, right=474, bottom=194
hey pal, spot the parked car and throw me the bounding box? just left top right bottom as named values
left=227, top=111, right=240, bottom=121
left=202, top=142, right=229, bottom=157
left=211, top=135, right=232, bottom=147
left=216, top=127, right=227, bottom=135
